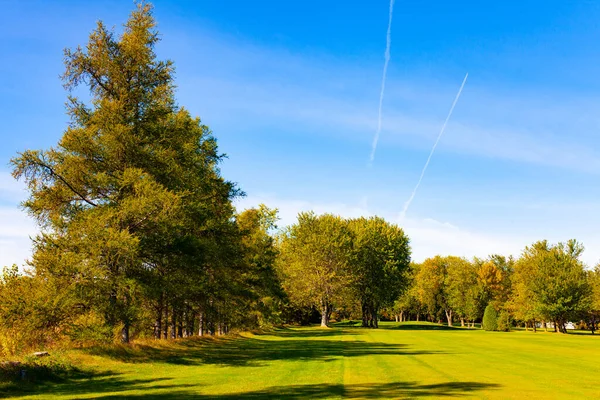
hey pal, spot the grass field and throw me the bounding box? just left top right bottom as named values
left=2, top=321, right=599, bottom=399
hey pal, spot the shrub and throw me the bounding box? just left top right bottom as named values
left=482, top=305, right=498, bottom=331
left=497, top=310, right=512, bottom=332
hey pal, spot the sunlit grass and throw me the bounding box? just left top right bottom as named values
left=2, top=321, right=599, bottom=399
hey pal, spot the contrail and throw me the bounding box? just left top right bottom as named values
left=368, top=0, right=395, bottom=166
left=399, top=72, right=469, bottom=220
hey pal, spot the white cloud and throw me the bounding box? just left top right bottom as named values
left=0, top=172, right=36, bottom=268
left=181, top=72, right=600, bottom=175
left=164, top=28, right=600, bottom=174
left=0, top=171, right=28, bottom=203
left=0, top=207, right=36, bottom=268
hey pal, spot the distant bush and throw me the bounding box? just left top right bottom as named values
left=497, top=310, right=512, bottom=332
left=482, top=305, right=498, bottom=331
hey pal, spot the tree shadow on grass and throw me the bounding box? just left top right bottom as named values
left=84, top=333, right=445, bottom=367
left=0, top=371, right=198, bottom=399
left=253, top=327, right=353, bottom=338
left=89, top=381, right=502, bottom=399
left=384, top=323, right=465, bottom=332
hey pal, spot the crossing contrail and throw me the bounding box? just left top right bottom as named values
left=368, top=0, right=395, bottom=166
left=399, top=72, right=469, bottom=220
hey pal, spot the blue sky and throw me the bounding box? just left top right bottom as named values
left=2, top=1, right=600, bottom=266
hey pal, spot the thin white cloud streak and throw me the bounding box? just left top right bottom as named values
left=368, top=0, right=395, bottom=165
left=168, top=22, right=600, bottom=175
left=185, top=74, right=600, bottom=174
left=400, top=73, right=469, bottom=220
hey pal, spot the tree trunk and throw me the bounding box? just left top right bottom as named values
left=416, top=313, right=420, bottom=322
left=558, top=320, right=566, bottom=334
left=182, top=307, right=188, bottom=337
left=361, top=302, right=368, bottom=327
left=154, top=299, right=162, bottom=340
left=445, top=309, right=453, bottom=327
left=163, top=304, right=169, bottom=339
left=533, top=319, right=537, bottom=333
left=198, top=312, right=204, bottom=336
left=460, top=318, right=465, bottom=327
left=400, top=311, right=404, bottom=323
left=121, top=324, right=130, bottom=344
left=170, top=309, right=177, bottom=339
left=321, top=301, right=329, bottom=327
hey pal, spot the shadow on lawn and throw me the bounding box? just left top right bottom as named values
left=88, top=381, right=501, bottom=399
left=2, top=328, right=462, bottom=398
left=84, top=331, right=444, bottom=367
left=384, top=323, right=464, bottom=332
left=0, top=373, right=199, bottom=399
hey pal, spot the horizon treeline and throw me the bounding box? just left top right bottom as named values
left=1, top=4, right=600, bottom=357
left=390, top=242, right=600, bottom=334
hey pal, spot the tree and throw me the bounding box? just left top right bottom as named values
left=510, top=240, right=591, bottom=333
left=446, top=257, right=478, bottom=327
left=390, top=263, right=423, bottom=322
left=497, top=310, right=511, bottom=332
left=277, top=213, right=353, bottom=327
left=415, top=256, right=454, bottom=326
left=509, top=256, right=541, bottom=332
left=236, top=205, right=286, bottom=328
left=348, top=217, right=411, bottom=328
left=11, top=3, right=240, bottom=343
left=587, top=266, right=600, bottom=334
left=482, top=304, right=498, bottom=331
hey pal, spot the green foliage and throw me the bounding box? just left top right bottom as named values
left=509, top=240, right=591, bottom=333
left=445, top=257, right=478, bottom=326
left=5, top=3, right=281, bottom=349
left=497, top=310, right=512, bottom=332
left=483, top=305, right=498, bottom=331
left=348, top=217, right=411, bottom=328
left=414, top=256, right=461, bottom=326
left=277, top=213, right=354, bottom=327
left=236, top=205, right=286, bottom=328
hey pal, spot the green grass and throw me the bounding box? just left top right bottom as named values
left=2, top=321, right=599, bottom=399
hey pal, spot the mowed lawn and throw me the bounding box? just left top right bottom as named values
left=4, top=322, right=600, bottom=399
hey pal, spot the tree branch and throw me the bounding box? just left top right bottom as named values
left=31, top=157, right=98, bottom=208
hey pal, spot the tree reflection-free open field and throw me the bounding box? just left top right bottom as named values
left=3, top=322, right=599, bottom=399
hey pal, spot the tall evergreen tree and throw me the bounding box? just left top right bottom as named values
left=11, top=3, right=239, bottom=342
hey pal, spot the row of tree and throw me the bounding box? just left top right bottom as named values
left=389, top=240, right=600, bottom=334
left=0, top=4, right=285, bottom=354
left=277, top=213, right=411, bottom=328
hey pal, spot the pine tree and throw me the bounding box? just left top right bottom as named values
left=11, top=3, right=239, bottom=343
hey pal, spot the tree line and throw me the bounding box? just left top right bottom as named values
left=1, top=4, right=286, bottom=354
left=390, top=241, right=600, bottom=334
left=1, top=4, right=599, bottom=357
